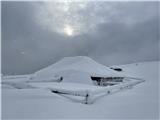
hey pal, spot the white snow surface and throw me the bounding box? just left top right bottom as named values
left=34, top=56, right=125, bottom=84
left=2, top=61, right=159, bottom=119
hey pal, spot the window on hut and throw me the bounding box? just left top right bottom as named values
left=91, top=76, right=124, bottom=86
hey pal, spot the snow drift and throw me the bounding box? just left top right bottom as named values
left=33, top=56, right=125, bottom=84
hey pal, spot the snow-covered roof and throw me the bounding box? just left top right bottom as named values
left=34, top=56, right=125, bottom=80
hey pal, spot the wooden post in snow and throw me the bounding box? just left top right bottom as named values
left=84, top=91, right=93, bottom=104
left=85, top=92, right=89, bottom=104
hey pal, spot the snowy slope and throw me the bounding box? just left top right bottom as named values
left=2, top=61, right=159, bottom=119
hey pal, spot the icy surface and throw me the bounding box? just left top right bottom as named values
left=2, top=61, right=159, bottom=119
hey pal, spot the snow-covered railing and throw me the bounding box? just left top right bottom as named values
left=2, top=75, right=30, bottom=80
left=87, top=78, right=145, bottom=104
left=2, top=75, right=144, bottom=104
left=49, top=88, right=87, bottom=97
left=49, top=77, right=145, bottom=104
left=92, top=78, right=144, bottom=95
left=2, top=76, right=62, bottom=89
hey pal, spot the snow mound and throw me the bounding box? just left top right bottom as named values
left=55, top=69, right=93, bottom=84
left=34, top=56, right=125, bottom=84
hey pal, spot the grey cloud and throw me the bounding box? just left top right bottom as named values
left=1, top=1, right=159, bottom=75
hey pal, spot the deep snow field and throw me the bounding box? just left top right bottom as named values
left=1, top=61, right=159, bottom=119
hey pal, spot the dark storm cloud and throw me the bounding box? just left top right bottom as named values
left=1, top=1, right=159, bottom=75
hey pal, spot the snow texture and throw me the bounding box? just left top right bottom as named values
left=33, top=56, right=126, bottom=84
left=1, top=61, right=159, bottom=119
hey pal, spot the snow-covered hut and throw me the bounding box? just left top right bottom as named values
left=33, top=56, right=126, bottom=86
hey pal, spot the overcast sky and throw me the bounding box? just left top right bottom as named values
left=1, top=1, right=159, bottom=75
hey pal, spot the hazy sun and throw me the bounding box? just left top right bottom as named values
left=64, top=25, right=74, bottom=36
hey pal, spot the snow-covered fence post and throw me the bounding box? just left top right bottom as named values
left=84, top=91, right=93, bottom=104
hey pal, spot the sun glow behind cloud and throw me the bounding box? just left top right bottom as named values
left=34, top=1, right=157, bottom=37
left=34, top=1, right=96, bottom=37
left=64, top=25, right=74, bottom=36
